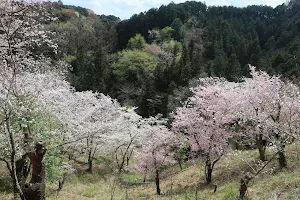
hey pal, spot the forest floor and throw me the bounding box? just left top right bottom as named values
left=0, top=143, right=300, bottom=200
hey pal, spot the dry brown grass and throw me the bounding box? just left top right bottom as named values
left=0, top=143, right=299, bottom=199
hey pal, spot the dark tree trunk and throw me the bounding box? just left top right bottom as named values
left=68, top=154, right=73, bottom=161
left=23, top=141, right=46, bottom=200
left=125, top=148, right=133, bottom=168
left=205, top=164, right=212, bottom=184
left=16, top=155, right=30, bottom=183
left=239, top=180, right=247, bottom=199
left=213, top=185, right=217, bottom=193
left=87, top=150, right=93, bottom=173
left=177, top=157, right=183, bottom=171
left=6, top=117, right=26, bottom=200
left=204, top=154, right=221, bottom=184
left=239, top=174, right=251, bottom=199
left=12, top=155, right=30, bottom=197
left=155, top=169, right=161, bottom=195
left=205, top=156, right=213, bottom=184
left=258, top=147, right=266, bottom=161
left=239, top=151, right=279, bottom=199
left=12, top=174, right=21, bottom=199
left=10, top=152, right=23, bottom=200
left=278, top=145, right=287, bottom=169
left=57, top=172, right=67, bottom=192
left=256, top=134, right=267, bottom=161
left=143, top=168, right=147, bottom=183
left=58, top=180, right=64, bottom=191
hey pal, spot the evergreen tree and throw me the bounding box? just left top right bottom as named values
left=227, top=53, right=242, bottom=81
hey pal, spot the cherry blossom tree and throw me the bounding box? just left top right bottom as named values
left=0, top=0, right=58, bottom=199
left=107, top=107, right=144, bottom=173
left=25, top=70, right=146, bottom=174
left=36, top=83, right=121, bottom=172
left=0, top=67, right=70, bottom=200
left=237, top=66, right=300, bottom=167
left=235, top=66, right=283, bottom=161
left=134, top=116, right=176, bottom=195
left=172, top=78, right=239, bottom=184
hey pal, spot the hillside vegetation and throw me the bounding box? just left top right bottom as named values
left=47, top=0, right=300, bottom=117
left=1, top=143, right=299, bottom=199
left=1, top=1, right=300, bottom=200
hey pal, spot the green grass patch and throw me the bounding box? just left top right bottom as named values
left=80, top=185, right=98, bottom=198
left=119, top=171, right=144, bottom=186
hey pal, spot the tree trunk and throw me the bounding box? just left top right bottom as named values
left=205, top=164, right=212, bottom=184
left=16, top=155, right=30, bottom=185
left=205, top=157, right=213, bottom=184
left=11, top=155, right=30, bottom=198
left=11, top=170, right=23, bottom=200
left=6, top=118, right=25, bottom=200
left=278, top=145, right=287, bottom=169
left=155, top=169, right=161, bottom=195
left=239, top=178, right=247, bottom=199
left=68, top=154, right=73, bottom=161
left=258, top=147, right=266, bottom=161
left=239, top=151, right=279, bottom=199
left=256, top=134, right=267, bottom=161
left=87, top=149, right=93, bottom=173
left=126, top=148, right=133, bottom=166
left=239, top=174, right=251, bottom=199
left=23, top=141, right=46, bottom=200
left=143, top=168, right=147, bottom=183
left=57, top=172, right=67, bottom=192
left=177, top=157, right=183, bottom=171
left=58, top=180, right=63, bottom=192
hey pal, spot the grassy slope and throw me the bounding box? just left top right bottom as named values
left=0, top=143, right=299, bottom=200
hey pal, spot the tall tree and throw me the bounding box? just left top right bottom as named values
left=134, top=116, right=176, bottom=195
left=0, top=1, right=58, bottom=199
left=235, top=66, right=300, bottom=166
left=172, top=78, right=237, bottom=184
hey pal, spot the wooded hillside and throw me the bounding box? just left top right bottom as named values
left=1, top=1, right=300, bottom=200
left=49, top=0, right=300, bottom=117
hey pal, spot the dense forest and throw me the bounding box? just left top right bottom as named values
left=47, top=0, right=300, bottom=117
left=1, top=0, right=300, bottom=200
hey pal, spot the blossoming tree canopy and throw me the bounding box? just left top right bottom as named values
left=16, top=70, right=147, bottom=164
left=239, top=66, right=300, bottom=136
left=236, top=66, right=300, bottom=166
left=172, top=78, right=240, bottom=155
left=172, top=65, right=300, bottom=171
left=20, top=72, right=120, bottom=138
left=134, top=116, right=176, bottom=194
left=135, top=116, right=176, bottom=171
left=0, top=1, right=61, bottom=198
left=0, top=0, right=57, bottom=73
left=172, top=77, right=243, bottom=183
